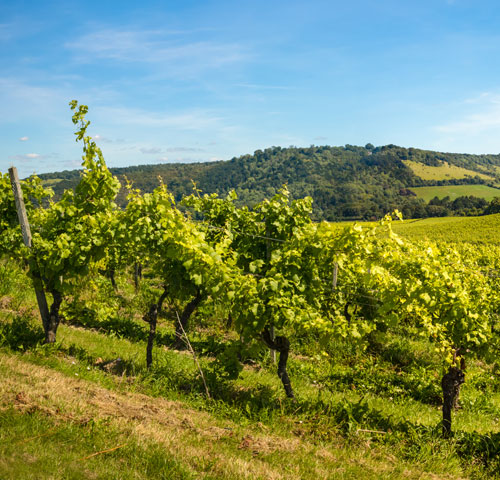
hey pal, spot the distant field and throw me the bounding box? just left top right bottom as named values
left=410, top=184, right=500, bottom=202
left=392, top=214, right=500, bottom=243
left=403, top=160, right=495, bottom=181
left=41, top=178, right=63, bottom=187
left=330, top=213, right=500, bottom=243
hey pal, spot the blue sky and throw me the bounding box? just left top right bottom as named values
left=2, top=0, right=500, bottom=177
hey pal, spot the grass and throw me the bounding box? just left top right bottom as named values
left=41, top=178, right=63, bottom=187
left=330, top=213, right=500, bottom=244
left=392, top=213, right=500, bottom=243
left=403, top=160, right=496, bottom=182
left=408, top=184, right=500, bottom=202
left=2, top=349, right=466, bottom=480
left=2, top=260, right=500, bottom=478
left=0, top=407, right=197, bottom=480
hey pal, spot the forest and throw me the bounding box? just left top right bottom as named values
left=37, top=143, right=500, bottom=221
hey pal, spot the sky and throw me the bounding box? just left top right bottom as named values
left=3, top=0, right=500, bottom=177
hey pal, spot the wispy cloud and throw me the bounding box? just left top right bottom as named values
left=463, top=92, right=500, bottom=105
left=93, top=134, right=113, bottom=143
left=66, top=28, right=248, bottom=75
left=140, top=146, right=204, bottom=154
left=9, top=153, right=44, bottom=162
left=235, top=83, right=294, bottom=91
left=140, top=147, right=162, bottom=154
left=0, top=22, right=18, bottom=42
left=19, top=136, right=29, bottom=141
left=435, top=93, right=500, bottom=135
left=96, top=105, right=223, bottom=131
left=0, top=76, right=94, bottom=129
left=166, top=146, right=205, bottom=152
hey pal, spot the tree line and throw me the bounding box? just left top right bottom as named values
left=36, top=143, right=500, bottom=221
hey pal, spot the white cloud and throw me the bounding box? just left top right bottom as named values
left=66, top=28, right=248, bottom=75
left=96, top=105, right=223, bottom=131
left=140, top=145, right=205, bottom=155
left=19, top=136, right=29, bottom=141
left=93, top=134, right=113, bottom=143
left=435, top=93, right=500, bottom=135
left=140, top=147, right=162, bottom=154
left=166, top=146, right=204, bottom=152
left=9, top=153, right=42, bottom=162
left=157, top=156, right=169, bottom=162
left=0, top=78, right=65, bottom=123
left=235, top=83, right=294, bottom=91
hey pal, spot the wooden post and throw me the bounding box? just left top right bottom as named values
left=8, top=167, right=50, bottom=327
left=332, top=262, right=338, bottom=291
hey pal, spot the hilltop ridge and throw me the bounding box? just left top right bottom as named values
left=36, top=144, right=500, bottom=220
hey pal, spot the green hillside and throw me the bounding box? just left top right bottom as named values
left=36, top=144, right=500, bottom=220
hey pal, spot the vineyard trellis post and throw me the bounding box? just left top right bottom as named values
left=8, top=166, right=50, bottom=329
left=332, top=262, right=338, bottom=291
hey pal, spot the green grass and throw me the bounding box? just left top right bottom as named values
left=0, top=408, right=197, bottom=480
left=403, top=160, right=496, bottom=182
left=392, top=213, right=500, bottom=243
left=409, top=184, right=500, bottom=202
left=2, top=260, right=500, bottom=478
left=41, top=178, right=63, bottom=187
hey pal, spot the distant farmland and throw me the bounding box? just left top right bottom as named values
left=403, top=160, right=495, bottom=181
left=410, top=184, right=500, bottom=202
left=392, top=213, right=500, bottom=243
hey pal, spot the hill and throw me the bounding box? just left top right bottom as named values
left=36, top=144, right=500, bottom=220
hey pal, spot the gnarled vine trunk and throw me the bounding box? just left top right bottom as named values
left=174, top=290, right=203, bottom=349
left=134, top=263, right=142, bottom=292
left=143, top=287, right=168, bottom=369
left=262, top=329, right=295, bottom=399
left=441, top=366, right=465, bottom=436
left=44, top=289, right=63, bottom=344
left=108, top=268, right=117, bottom=291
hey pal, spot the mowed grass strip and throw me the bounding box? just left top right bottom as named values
left=409, top=184, right=500, bottom=202
left=0, top=408, right=196, bottom=480
left=0, top=351, right=471, bottom=480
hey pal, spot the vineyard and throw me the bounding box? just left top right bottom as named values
left=2, top=103, right=500, bottom=479
left=393, top=215, right=500, bottom=244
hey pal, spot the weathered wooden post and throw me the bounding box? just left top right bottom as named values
left=332, top=262, right=338, bottom=291
left=8, top=167, right=50, bottom=333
